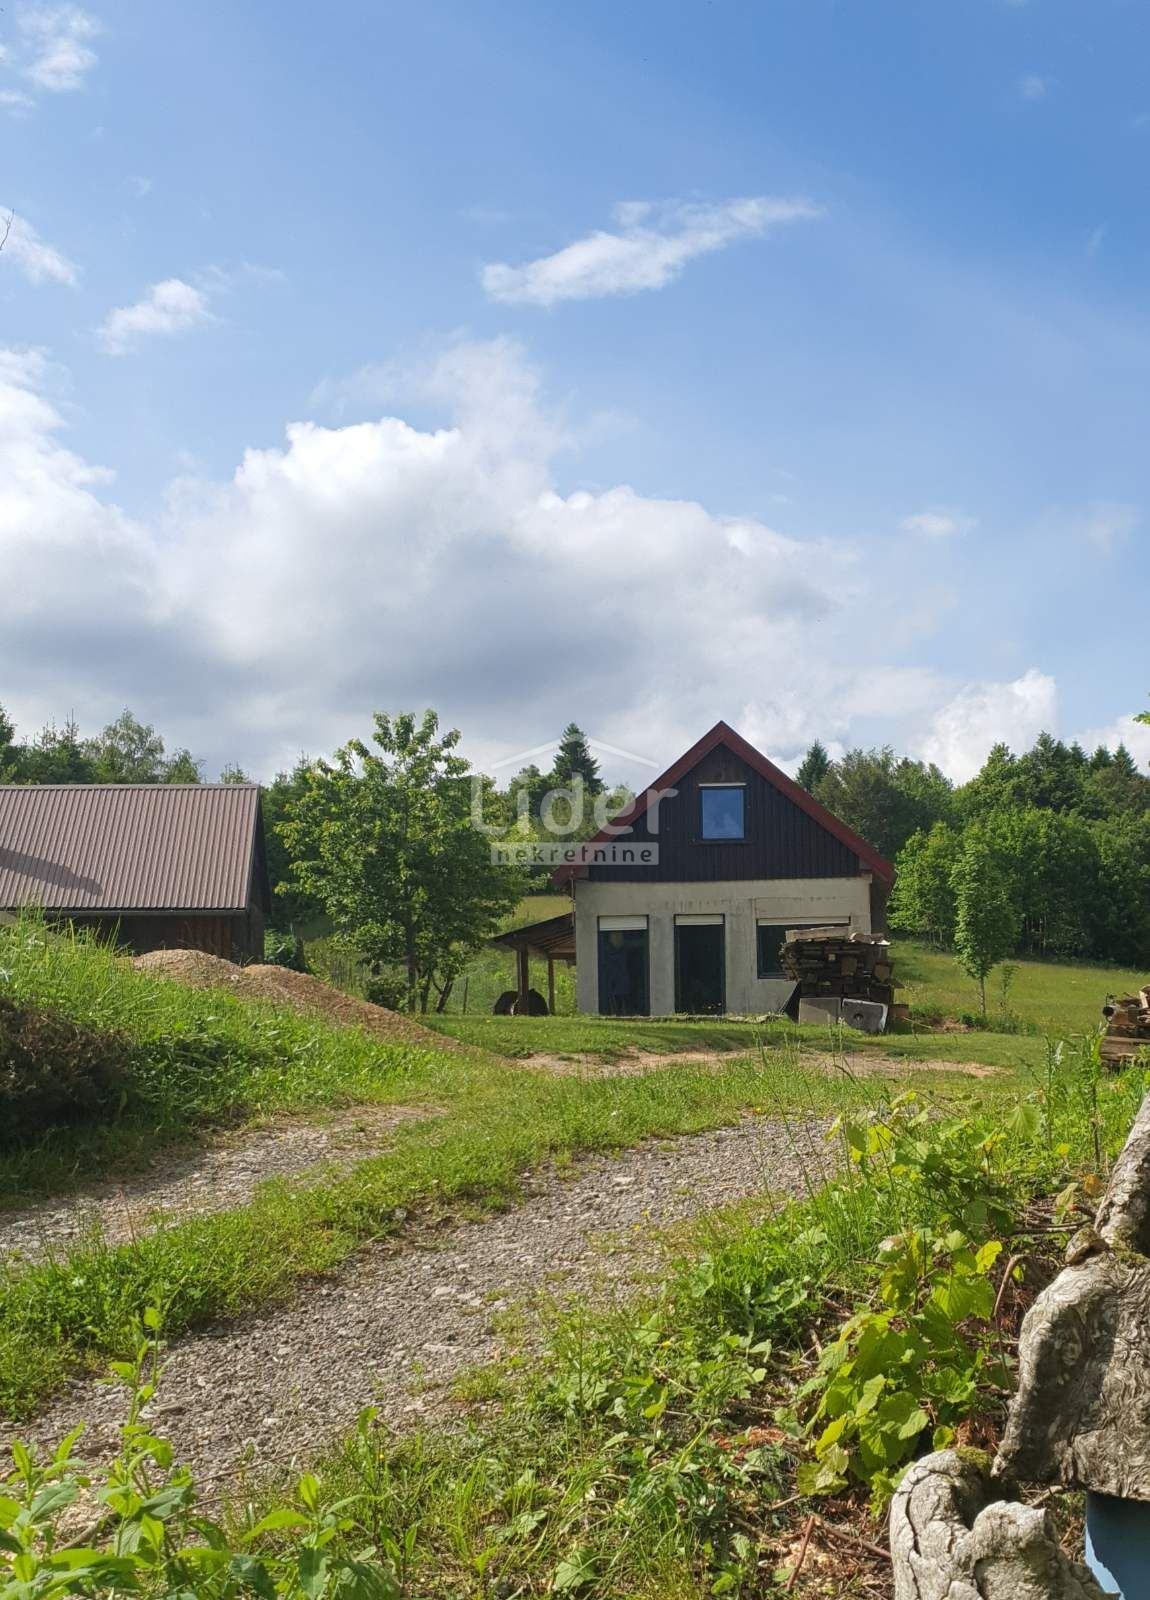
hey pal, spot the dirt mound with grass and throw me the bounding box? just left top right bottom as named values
left=131, top=949, right=456, bottom=1049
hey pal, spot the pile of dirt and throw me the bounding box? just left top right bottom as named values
left=130, top=949, right=457, bottom=1050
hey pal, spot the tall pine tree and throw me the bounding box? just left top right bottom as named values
left=796, top=740, right=831, bottom=793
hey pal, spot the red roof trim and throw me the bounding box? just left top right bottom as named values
left=551, top=721, right=894, bottom=885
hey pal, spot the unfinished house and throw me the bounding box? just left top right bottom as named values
left=551, top=721, right=893, bottom=1016
left=0, top=783, right=270, bottom=961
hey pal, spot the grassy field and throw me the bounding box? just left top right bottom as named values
left=440, top=896, right=1140, bottom=1039
left=423, top=1010, right=1050, bottom=1072
left=893, top=936, right=1144, bottom=1034
left=0, top=917, right=1009, bottom=1420
left=3, top=915, right=1145, bottom=1595
left=21, top=1034, right=1139, bottom=1598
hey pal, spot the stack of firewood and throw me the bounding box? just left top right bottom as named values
left=780, top=927, right=895, bottom=1008
left=1101, top=988, right=1150, bottom=1065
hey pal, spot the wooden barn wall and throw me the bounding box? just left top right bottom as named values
left=588, top=747, right=863, bottom=883
left=62, top=912, right=260, bottom=961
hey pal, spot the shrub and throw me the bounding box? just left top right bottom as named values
left=0, top=1317, right=402, bottom=1599
left=0, top=995, right=125, bottom=1144
left=264, top=927, right=306, bottom=970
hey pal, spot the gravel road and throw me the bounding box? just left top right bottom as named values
left=0, top=1104, right=433, bottom=1263
left=4, top=1114, right=834, bottom=1489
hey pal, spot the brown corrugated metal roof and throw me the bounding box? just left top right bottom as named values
left=0, top=784, right=263, bottom=912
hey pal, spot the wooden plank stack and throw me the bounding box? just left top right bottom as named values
left=1102, top=988, right=1150, bottom=1065
left=781, top=927, right=896, bottom=1008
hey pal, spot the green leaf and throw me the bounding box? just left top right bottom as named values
left=249, top=1506, right=310, bottom=1538
left=228, top=1554, right=278, bottom=1598
left=974, top=1240, right=1004, bottom=1274
left=553, top=1549, right=598, bottom=1592
left=30, top=1482, right=78, bottom=1523
left=298, top=1546, right=329, bottom=1598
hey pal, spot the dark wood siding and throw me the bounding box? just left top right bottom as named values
left=588, top=746, right=864, bottom=883
left=62, top=912, right=262, bottom=960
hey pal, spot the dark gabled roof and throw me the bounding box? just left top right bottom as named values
left=553, top=720, right=894, bottom=886
left=0, top=784, right=265, bottom=913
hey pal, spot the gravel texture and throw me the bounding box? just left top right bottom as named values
left=0, top=1104, right=433, bottom=1263
left=4, top=1114, right=834, bottom=1488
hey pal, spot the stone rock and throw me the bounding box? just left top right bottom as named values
left=993, top=1089, right=1150, bottom=1499
left=891, top=1451, right=1110, bottom=1600
left=994, top=1250, right=1150, bottom=1499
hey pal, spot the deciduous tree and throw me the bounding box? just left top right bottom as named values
left=951, top=835, right=1019, bottom=1015
left=280, top=711, right=524, bottom=1011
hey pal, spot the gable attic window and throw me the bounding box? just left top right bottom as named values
left=699, top=783, right=745, bottom=841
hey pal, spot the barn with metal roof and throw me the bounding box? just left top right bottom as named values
left=0, top=784, right=270, bottom=961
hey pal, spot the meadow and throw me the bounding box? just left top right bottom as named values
left=2, top=913, right=1146, bottom=1596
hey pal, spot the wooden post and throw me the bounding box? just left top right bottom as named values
left=547, top=956, right=556, bottom=1016
left=516, top=945, right=530, bottom=1010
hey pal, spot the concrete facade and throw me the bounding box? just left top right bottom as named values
left=574, top=875, right=873, bottom=1015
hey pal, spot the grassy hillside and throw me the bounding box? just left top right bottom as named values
left=0, top=918, right=450, bottom=1200
left=892, top=936, right=1144, bottom=1035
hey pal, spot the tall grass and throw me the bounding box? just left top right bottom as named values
left=261, top=1042, right=1147, bottom=1598
left=0, top=918, right=450, bottom=1198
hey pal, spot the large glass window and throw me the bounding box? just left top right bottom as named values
left=699, top=784, right=745, bottom=840
left=756, top=923, right=787, bottom=978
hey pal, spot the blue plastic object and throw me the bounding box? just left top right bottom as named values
left=1085, top=1493, right=1150, bottom=1597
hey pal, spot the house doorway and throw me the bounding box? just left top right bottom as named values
left=675, top=916, right=725, bottom=1013
left=597, top=919, right=650, bottom=1015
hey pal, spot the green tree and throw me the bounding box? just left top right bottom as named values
left=951, top=836, right=1019, bottom=1015
left=261, top=759, right=326, bottom=931
left=163, top=749, right=204, bottom=783
left=0, top=703, right=18, bottom=780
left=1012, top=731, right=1087, bottom=813
left=19, top=718, right=96, bottom=783
left=814, top=748, right=953, bottom=860
left=888, top=823, right=960, bottom=944
left=280, top=711, right=523, bottom=1011
left=549, top=723, right=603, bottom=796
left=84, top=709, right=167, bottom=782
left=219, top=762, right=253, bottom=783
left=796, top=739, right=831, bottom=793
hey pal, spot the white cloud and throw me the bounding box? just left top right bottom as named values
left=482, top=196, right=822, bottom=307
left=919, top=669, right=1058, bottom=782
left=0, top=88, right=35, bottom=113
left=899, top=508, right=976, bottom=539
left=97, top=278, right=214, bottom=354
left=0, top=212, right=78, bottom=285
left=1076, top=500, right=1138, bottom=555
left=16, top=4, right=100, bottom=92
left=0, top=336, right=1054, bottom=783
left=126, top=175, right=153, bottom=198
left=1078, top=713, right=1150, bottom=770
left=1019, top=73, right=1054, bottom=102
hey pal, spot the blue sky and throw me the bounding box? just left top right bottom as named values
left=3, top=0, right=1149, bottom=785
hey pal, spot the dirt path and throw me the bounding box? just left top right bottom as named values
left=4, top=1115, right=834, bottom=1488
left=0, top=1104, right=434, bottom=1263
left=523, top=1047, right=1002, bottom=1080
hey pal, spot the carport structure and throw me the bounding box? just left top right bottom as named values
left=489, top=908, right=575, bottom=1014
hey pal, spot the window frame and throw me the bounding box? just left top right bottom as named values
left=698, top=782, right=746, bottom=842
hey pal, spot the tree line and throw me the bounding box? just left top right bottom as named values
left=8, top=694, right=1149, bottom=994
left=0, top=706, right=247, bottom=786
left=795, top=727, right=1150, bottom=969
